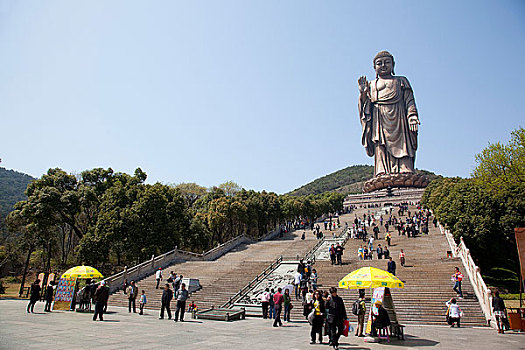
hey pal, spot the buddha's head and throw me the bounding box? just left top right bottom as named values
left=373, top=50, right=395, bottom=77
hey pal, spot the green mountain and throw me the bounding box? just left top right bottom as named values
left=288, top=165, right=440, bottom=196
left=288, top=165, right=374, bottom=196
left=0, top=167, right=35, bottom=219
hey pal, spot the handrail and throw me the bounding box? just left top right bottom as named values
left=220, top=256, right=283, bottom=308
left=101, top=234, right=251, bottom=293
left=439, top=224, right=495, bottom=328
left=222, top=234, right=342, bottom=309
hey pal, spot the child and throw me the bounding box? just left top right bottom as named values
left=188, top=301, right=197, bottom=312
left=139, top=290, right=147, bottom=315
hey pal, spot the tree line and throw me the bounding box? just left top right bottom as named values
left=3, top=169, right=344, bottom=279
left=421, top=127, right=524, bottom=292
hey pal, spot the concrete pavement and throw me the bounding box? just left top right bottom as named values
left=1, top=299, right=523, bottom=350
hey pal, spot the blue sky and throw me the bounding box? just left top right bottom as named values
left=0, top=0, right=524, bottom=193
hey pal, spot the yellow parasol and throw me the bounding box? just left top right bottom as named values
left=338, top=266, right=404, bottom=289
left=61, top=265, right=103, bottom=279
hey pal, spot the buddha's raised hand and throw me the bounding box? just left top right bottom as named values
left=358, top=76, right=368, bottom=94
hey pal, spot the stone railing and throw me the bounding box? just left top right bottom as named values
left=220, top=256, right=283, bottom=308
left=439, top=224, right=495, bottom=327
left=102, top=234, right=251, bottom=294
left=221, top=233, right=339, bottom=308
left=258, top=225, right=281, bottom=242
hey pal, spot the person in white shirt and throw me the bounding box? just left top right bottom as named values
left=446, top=298, right=463, bottom=328
left=294, top=271, right=302, bottom=301
left=259, top=288, right=271, bottom=319
left=155, top=268, right=163, bottom=289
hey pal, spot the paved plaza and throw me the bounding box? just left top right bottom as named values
left=0, top=300, right=523, bottom=350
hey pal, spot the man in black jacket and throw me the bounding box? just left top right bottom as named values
left=93, top=281, right=109, bottom=321
left=325, top=287, right=347, bottom=350
left=159, top=284, right=173, bottom=319
left=387, top=257, right=396, bottom=276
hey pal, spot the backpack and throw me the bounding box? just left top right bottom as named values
left=352, top=299, right=361, bottom=315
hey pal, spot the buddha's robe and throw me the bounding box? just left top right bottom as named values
left=359, top=76, right=419, bottom=176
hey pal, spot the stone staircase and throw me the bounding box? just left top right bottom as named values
left=108, top=229, right=318, bottom=312
left=312, top=210, right=487, bottom=326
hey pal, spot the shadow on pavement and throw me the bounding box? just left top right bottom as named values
left=379, top=334, right=439, bottom=347
left=338, top=344, right=371, bottom=350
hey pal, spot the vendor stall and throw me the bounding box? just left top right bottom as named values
left=53, top=265, right=103, bottom=311
left=338, top=266, right=405, bottom=340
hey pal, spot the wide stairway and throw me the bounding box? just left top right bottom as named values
left=108, top=229, right=318, bottom=312
left=314, top=209, right=487, bottom=326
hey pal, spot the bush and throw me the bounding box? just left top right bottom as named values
left=500, top=294, right=522, bottom=300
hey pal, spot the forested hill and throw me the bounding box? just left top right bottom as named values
left=287, top=165, right=440, bottom=196
left=0, top=168, right=35, bottom=219
left=288, top=165, right=374, bottom=196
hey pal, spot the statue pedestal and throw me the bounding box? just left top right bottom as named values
left=363, top=173, right=429, bottom=193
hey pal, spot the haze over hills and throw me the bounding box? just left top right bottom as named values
left=287, top=165, right=441, bottom=196
left=0, top=167, right=36, bottom=220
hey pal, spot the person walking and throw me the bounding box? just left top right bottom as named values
left=310, top=290, right=326, bottom=344
left=139, top=290, right=147, bottom=315
left=387, top=257, right=396, bottom=276
left=272, top=287, right=284, bottom=327
left=27, top=279, right=41, bottom=313
left=92, top=281, right=109, bottom=321
left=268, top=288, right=275, bottom=319
left=127, top=281, right=138, bottom=313
left=492, top=291, right=507, bottom=333
left=399, top=249, right=406, bottom=267
left=174, top=283, right=189, bottom=322
left=373, top=225, right=379, bottom=240
left=376, top=244, right=383, bottom=259
left=329, top=245, right=336, bottom=265
left=294, top=271, right=302, bottom=301
left=283, top=288, right=292, bottom=322
left=122, top=279, right=129, bottom=294
left=174, top=274, right=182, bottom=292
left=160, top=284, right=173, bottom=319
left=385, top=232, right=392, bottom=246
left=446, top=298, right=463, bottom=327
left=155, top=268, right=163, bottom=289
left=44, top=282, right=55, bottom=312
left=325, top=287, right=347, bottom=350
left=383, top=246, right=390, bottom=259
left=310, top=269, right=318, bottom=291
left=452, top=267, right=464, bottom=298
left=354, top=293, right=366, bottom=337
left=335, top=243, right=344, bottom=265
left=260, top=288, right=271, bottom=319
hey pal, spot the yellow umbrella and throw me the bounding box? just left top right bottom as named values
left=338, top=266, right=404, bottom=289
left=61, top=265, right=103, bottom=279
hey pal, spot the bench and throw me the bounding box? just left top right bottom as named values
left=390, top=323, right=405, bottom=340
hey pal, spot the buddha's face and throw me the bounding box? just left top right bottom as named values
left=374, top=57, right=393, bottom=77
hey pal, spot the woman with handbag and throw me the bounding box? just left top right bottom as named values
left=309, top=290, right=326, bottom=344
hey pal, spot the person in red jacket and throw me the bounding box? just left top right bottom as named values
left=272, top=288, right=284, bottom=327
left=452, top=267, right=463, bottom=298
